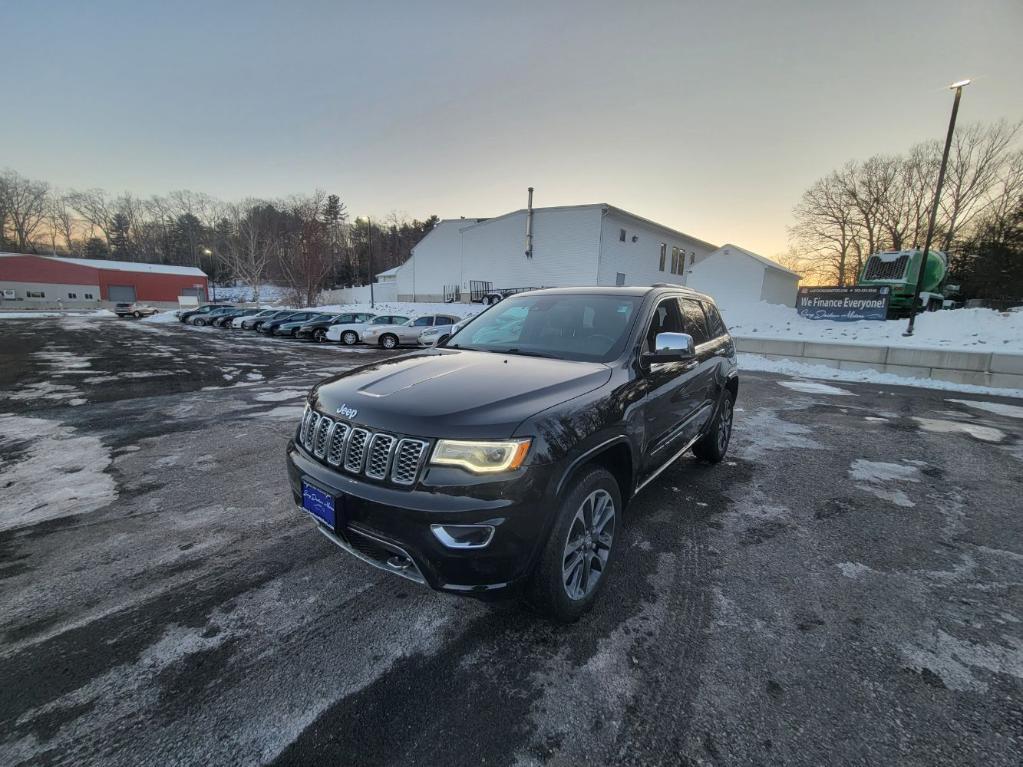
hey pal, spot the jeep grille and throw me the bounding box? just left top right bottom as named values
left=299, top=405, right=429, bottom=486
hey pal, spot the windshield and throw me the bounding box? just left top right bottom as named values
left=447, top=294, right=642, bottom=362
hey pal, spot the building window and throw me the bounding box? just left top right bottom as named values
left=670, top=246, right=680, bottom=274
left=84, top=293, right=94, bottom=299
left=616, top=272, right=626, bottom=286
left=658, top=243, right=667, bottom=271
left=619, top=228, right=626, bottom=242
left=27, top=290, right=45, bottom=298
left=68, top=292, right=77, bottom=299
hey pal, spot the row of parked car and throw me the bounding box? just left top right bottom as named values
left=175, top=304, right=468, bottom=349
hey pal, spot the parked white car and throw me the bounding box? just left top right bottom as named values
left=418, top=317, right=469, bottom=346
left=363, top=314, right=463, bottom=349
left=325, top=313, right=406, bottom=345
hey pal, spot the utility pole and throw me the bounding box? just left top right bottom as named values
left=904, top=79, right=970, bottom=336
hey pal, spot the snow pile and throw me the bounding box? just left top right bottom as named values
left=211, top=284, right=290, bottom=303
left=719, top=301, right=1023, bottom=353
left=739, top=353, right=1023, bottom=399
left=142, top=310, right=182, bottom=324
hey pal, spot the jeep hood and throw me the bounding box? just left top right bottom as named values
left=311, top=349, right=611, bottom=438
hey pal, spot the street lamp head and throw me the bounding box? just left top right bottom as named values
left=948, top=79, right=971, bottom=89
left=202, top=248, right=212, bottom=255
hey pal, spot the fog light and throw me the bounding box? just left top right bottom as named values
left=431, top=524, right=495, bottom=549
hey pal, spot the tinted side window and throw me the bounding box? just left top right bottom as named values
left=679, top=299, right=709, bottom=345
left=645, top=298, right=685, bottom=352
left=413, top=317, right=433, bottom=326
left=702, top=302, right=727, bottom=338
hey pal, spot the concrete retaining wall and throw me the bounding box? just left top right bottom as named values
left=734, top=337, right=1023, bottom=391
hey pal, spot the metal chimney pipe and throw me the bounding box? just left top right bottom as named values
left=525, top=187, right=534, bottom=258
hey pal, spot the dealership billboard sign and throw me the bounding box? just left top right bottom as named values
left=795, top=286, right=890, bottom=321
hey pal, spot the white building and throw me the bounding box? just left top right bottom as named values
left=686, top=243, right=800, bottom=307
left=394, top=204, right=717, bottom=302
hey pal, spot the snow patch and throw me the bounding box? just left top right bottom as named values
left=912, top=417, right=1005, bottom=443
left=254, top=390, right=307, bottom=402
left=946, top=398, right=1023, bottom=419
left=901, top=630, right=1023, bottom=692
left=778, top=380, right=855, bottom=396
left=740, top=354, right=1023, bottom=399
left=0, top=414, right=117, bottom=531
left=837, top=562, right=873, bottom=578
left=849, top=459, right=919, bottom=508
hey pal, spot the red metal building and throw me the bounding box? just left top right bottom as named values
left=0, top=253, right=208, bottom=305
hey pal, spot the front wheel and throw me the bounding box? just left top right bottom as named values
left=527, top=466, right=621, bottom=622
left=693, top=389, right=733, bottom=462
left=314, top=328, right=327, bottom=343
left=379, top=334, right=398, bottom=350
left=133, top=311, right=142, bottom=319
left=341, top=330, right=359, bottom=345
left=192, top=317, right=206, bottom=326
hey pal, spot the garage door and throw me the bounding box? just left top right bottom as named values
left=108, top=285, right=137, bottom=302
left=180, top=287, right=206, bottom=301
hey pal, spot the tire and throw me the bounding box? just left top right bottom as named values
left=380, top=334, right=399, bottom=350
left=693, top=389, right=734, bottom=463
left=133, top=311, right=142, bottom=319
left=341, top=330, right=359, bottom=346
left=192, top=317, right=206, bottom=326
left=527, top=466, right=621, bottom=623
left=314, top=328, right=327, bottom=343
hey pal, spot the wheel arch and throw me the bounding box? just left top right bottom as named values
left=553, top=436, right=636, bottom=506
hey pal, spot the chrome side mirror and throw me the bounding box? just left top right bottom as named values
left=643, top=332, right=696, bottom=365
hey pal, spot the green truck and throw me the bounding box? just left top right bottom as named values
left=857, top=248, right=949, bottom=317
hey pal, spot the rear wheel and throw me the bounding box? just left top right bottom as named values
left=380, top=333, right=399, bottom=350
left=341, top=330, right=359, bottom=345
left=527, top=466, right=620, bottom=622
left=133, top=311, right=142, bottom=319
left=693, top=390, right=733, bottom=462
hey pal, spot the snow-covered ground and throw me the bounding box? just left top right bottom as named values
left=0, top=309, right=116, bottom=319
left=719, top=301, right=1022, bottom=353
left=739, top=353, right=1023, bottom=398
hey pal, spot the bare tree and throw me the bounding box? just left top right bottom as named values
left=216, top=200, right=278, bottom=302
left=67, top=188, right=116, bottom=246
left=279, top=192, right=332, bottom=306
left=938, top=119, right=1022, bottom=250
left=1, top=169, right=49, bottom=252
left=789, top=170, right=858, bottom=285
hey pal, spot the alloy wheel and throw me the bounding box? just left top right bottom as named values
left=342, top=331, right=358, bottom=345
left=562, top=489, right=615, bottom=600
left=314, top=329, right=326, bottom=343
left=381, top=335, right=397, bottom=349
left=718, top=398, right=733, bottom=452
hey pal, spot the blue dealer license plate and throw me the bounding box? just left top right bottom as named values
left=302, top=482, right=336, bottom=529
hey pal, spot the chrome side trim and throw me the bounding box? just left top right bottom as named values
left=634, top=434, right=701, bottom=494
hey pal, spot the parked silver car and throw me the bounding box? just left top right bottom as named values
left=418, top=317, right=469, bottom=346
left=363, top=314, right=463, bottom=349
left=325, top=314, right=406, bottom=345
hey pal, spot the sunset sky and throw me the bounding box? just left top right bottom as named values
left=3, top=0, right=1021, bottom=259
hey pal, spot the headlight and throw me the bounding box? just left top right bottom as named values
left=430, top=438, right=531, bottom=474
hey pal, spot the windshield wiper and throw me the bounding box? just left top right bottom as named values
left=501, top=348, right=557, bottom=359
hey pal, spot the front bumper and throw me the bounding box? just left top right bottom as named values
left=286, top=439, right=555, bottom=595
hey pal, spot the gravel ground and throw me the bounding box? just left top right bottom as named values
left=1, top=317, right=1021, bottom=766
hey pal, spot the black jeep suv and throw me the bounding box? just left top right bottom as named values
left=286, top=286, right=737, bottom=621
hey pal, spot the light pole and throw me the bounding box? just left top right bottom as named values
left=358, top=216, right=375, bottom=308
left=904, top=79, right=970, bottom=336
left=202, top=247, right=216, bottom=303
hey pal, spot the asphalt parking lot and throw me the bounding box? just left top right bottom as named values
left=1, top=316, right=1022, bottom=766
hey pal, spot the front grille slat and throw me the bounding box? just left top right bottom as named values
left=344, top=428, right=371, bottom=473
left=365, top=434, right=397, bottom=480
left=392, top=439, right=428, bottom=485
left=300, top=409, right=427, bottom=487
